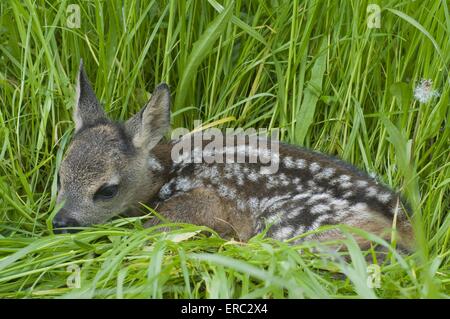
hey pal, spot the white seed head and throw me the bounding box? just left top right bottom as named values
left=414, top=79, right=440, bottom=103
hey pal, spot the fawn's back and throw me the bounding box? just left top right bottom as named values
left=146, top=138, right=413, bottom=247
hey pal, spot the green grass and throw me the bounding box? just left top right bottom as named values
left=0, top=0, right=449, bottom=298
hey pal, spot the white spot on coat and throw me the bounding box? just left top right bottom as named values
left=159, top=181, right=174, bottom=199
left=307, top=193, right=330, bottom=204
left=292, top=191, right=312, bottom=201
left=260, top=195, right=291, bottom=212
left=311, top=204, right=331, bottom=214
left=265, top=212, right=283, bottom=225
left=377, top=192, right=392, bottom=203
left=283, top=156, right=296, bottom=168
left=247, top=170, right=260, bottom=182
left=367, top=186, right=378, bottom=197
left=296, top=159, right=307, bottom=169
left=356, top=180, right=369, bottom=188
left=287, top=207, right=304, bottom=219
left=315, top=167, right=335, bottom=179
left=175, top=177, right=203, bottom=192
left=148, top=157, right=163, bottom=171
left=273, top=226, right=294, bottom=240
left=340, top=181, right=353, bottom=189
left=309, top=162, right=321, bottom=173
left=329, top=199, right=349, bottom=210
left=218, top=184, right=237, bottom=199
left=343, top=191, right=354, bottom=198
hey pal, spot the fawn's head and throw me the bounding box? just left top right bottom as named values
left=54, top=61, right=170, bottom=232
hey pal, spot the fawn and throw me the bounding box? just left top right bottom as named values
left=54, top=62, right=414, bottom=250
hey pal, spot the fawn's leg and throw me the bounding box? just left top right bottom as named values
left=144, top=187, right=255, bottom=241
left=305, top=207, right=414, bottom=255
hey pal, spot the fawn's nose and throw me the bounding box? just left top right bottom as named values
left=52, top=211, right=80, bottom=234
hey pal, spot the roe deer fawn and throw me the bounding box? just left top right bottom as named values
left=54, top=62, right=414, bottom=250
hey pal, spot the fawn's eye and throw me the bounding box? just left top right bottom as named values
left=94, top=184, right=119, bottom=201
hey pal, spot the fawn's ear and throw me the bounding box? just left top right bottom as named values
left=74, top=60, right=107, bottom=131
left=125, top=83, right=171, bottom=150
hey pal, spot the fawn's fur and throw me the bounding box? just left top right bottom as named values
left=55, top=62, right=414, bottom=250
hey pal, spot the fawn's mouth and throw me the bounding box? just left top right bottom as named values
left=52, top=214, right=83, bottom=234
left=53, top=227, right=81, bottom=234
